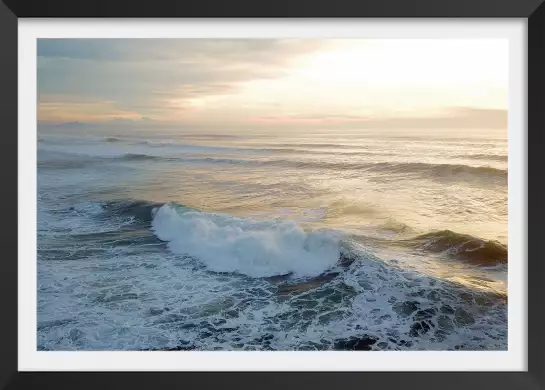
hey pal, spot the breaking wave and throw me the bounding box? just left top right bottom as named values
left=38, top=198, right=508, bottom=351
left=151, top=204, right=342, bottom=278
left=85, top=199, right=508, bottom=269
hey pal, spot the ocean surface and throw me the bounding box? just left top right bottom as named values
left=37, top=127, right=508, bottom=351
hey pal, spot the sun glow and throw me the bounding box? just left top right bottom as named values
left=210, top=39, right=508, bottom=125
left=38, top=39, right=508, bottom=127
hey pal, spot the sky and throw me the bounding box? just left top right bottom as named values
left=37, top=39, right=508, bottom=131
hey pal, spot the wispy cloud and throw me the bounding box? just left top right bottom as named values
left=38, top=39, right=328, bottom=123
left=37, top=39, right=508, bottom=129
left=250, top=107, right=507, bottom=129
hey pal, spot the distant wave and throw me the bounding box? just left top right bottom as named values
left=179, top=133, right=242, bottom=139
left=271, top=143, right=368, bottom=150
left=42, top=146, right=507, bottom=184
left=457, top=153, right=507, bottom=162
left=379, top=219, right=413, bottom=234
left=407, top=230, right=507, bottom=266
left=110, top=153, right=506, bottom=181
left=104, top=137, right=122, bottom=143
left=256, top=147, right=398, bottom=158
left=38, top=158, right=91, bottom=170
left=277, top=160, right=507, bottom=181
left=135, top=140, right=174, bottom=147
left=120, top=153, right=162, bottom=161
left=113, top=154, right=250, bottom=165
left=196, top=157, right=507, bottom=179
left=325, top=199, right=379, bottom=218
left=366, top=162, right=507, bottom=180
left=101, top=137, right=377, bottom=157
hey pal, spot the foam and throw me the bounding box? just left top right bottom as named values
left=37, top=131, right=508, bottom=351
left=151, top=204, right=341, bottom=278
left=37, top=202, right=508, bottom=351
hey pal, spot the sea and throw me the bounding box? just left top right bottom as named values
left=37, top=126, right=508, bottom=351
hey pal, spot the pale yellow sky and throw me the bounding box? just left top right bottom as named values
left=37, top=39, right=508, bottom=129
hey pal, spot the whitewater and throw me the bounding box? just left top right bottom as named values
left=37, top=127, right=508, bottom=351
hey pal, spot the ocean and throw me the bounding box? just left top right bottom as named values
left=37, top=127, right=508, bottom=351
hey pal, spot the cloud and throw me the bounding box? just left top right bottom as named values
left=38, top=94, right=144, bottom=123
left=37, top=39, right=325, bottom=64
left=250, top=107, right=507, bottom=129
left=37, top=39, right=328, bottom=122
left=37, top=39, right=507, bottom=129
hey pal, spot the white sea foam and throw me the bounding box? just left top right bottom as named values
left=151, top=204, right=341, bottom=278
left=37, top=130, right=508, bottom=351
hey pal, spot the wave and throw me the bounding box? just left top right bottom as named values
left=261, top=148, right=507, bottom=162
left=111, top=153, right=507, bottom=181
left=102, top=199, right=164, bottom=225
left=70, top=198, right=507, bottom=269
left=105, top=139, right=379, bottom=158
left=366, top=162, right=506, bottom=179
left=379, top=218, right=413, bottom=234
left=132, top=141, right=266, bottom=159
left=256, top=147, right=401, bottom=158
left=113, top=154, right=250, bottom=165
left=38, top=158, right=91, bottom=170
left=41, top=196, right=508, bottom=350
left=324, top=199, right=380, bottom=220
left=136, top=140, right=174, bottom=147
left=202, top=157, right=506, bottom=180
left=285, top=160, right=507, bottom=181
left=41, top=141, right=506, bottom=184
left=179, top=133, right=242, bottom=139
left=458, top=154, right=507, bottom=162
left=104, top=137, right=121, bottom=142
left=120, top=153, right=162, bottom=161
left=151, top=204, right=342, bottom=278
left=271, top=143, right=368, bottom=150
left=408, top=230, right=507, bottom=266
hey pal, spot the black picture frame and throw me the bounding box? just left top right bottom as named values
left=1, top=0, right=543, bottom=389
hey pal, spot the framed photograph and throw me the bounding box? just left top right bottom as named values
left=1, top=0, right=544, bottom=388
